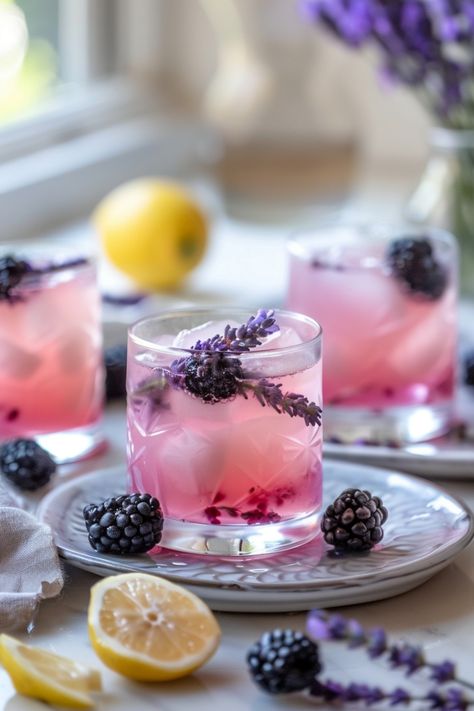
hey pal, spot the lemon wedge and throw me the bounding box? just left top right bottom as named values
left=0, top=634, right=101, bottom=708
left=88, top=573, right=221, bottom=681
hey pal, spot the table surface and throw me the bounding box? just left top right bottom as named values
left=3, top=208, right=474, bottom=710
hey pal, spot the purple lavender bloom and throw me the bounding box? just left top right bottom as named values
left=431, top=660, right=457, bottom=683
left=389, top=687, right=412, bottom=706
left=192, top=309, right=279, bottom=353
left=306, top=610, right=348, bottom=640
left=347, top=618, right=367, bottom=648
left=301, top=0, right=474, bottom=127
left=389, top=643, right=425, bottom=675
left=306, top=610, right=333, bottom=640
left=427, top=687, right=470, bottom=710
left=367, top=627, right=388, bottom=658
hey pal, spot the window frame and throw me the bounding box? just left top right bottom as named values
left=0, top=0, right=166, bottom=161
left=0, top=0, right=179, bottom=239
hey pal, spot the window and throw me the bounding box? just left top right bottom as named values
left=0, top=0, right=161, bottom=153
left=0, top=0, right=119, bottom=127
left=0, top=0, right=168, bottom=239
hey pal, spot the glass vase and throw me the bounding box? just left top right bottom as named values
left=406, top=127, right=474, bottom=298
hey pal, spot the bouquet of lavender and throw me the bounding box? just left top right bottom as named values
left=301, top=0, right=474, bottom=294
left=301, top=1, right=474, bottom=127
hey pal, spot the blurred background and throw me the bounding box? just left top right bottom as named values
left=0, top=0, right=449, bottom=309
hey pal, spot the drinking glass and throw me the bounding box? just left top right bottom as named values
left=127, top=308, right=323, bottom=556
left=0, top=242, right=105, bottom=461
left=287, top=224, right=457, bottom=444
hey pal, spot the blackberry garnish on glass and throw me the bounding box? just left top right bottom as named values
left=127, top=309, right=323, bottom=556
left=386, top=236, right=447, bottom=300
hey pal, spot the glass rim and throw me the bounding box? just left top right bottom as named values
left=0, top=240, right=97, bottom=287
left=129, top=307, right=322, bottom=358
left=287, top=221, right=457, bottom=260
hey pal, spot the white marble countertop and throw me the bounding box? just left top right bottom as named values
left=1, top=406, right=474, bottom=711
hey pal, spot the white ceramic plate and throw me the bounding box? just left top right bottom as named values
left=37, top=460, right=473, bottom=612
left=325, top=385, right=474, bottom=479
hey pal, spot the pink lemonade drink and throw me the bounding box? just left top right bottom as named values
left=287, top=226, right=457, bottom=444
left=0, top=246, right=104, bottom=461
left=127, top=309, right=322, bottom=556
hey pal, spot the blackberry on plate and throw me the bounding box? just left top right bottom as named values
left=321, top=488, right=388, bottom=552
left=0, top=439, right=56, bottom=491
left=386, top=237, right=447, bottom=300
left=0, top=256, right=29, bottom=301
left=183, top=352, right=244, bottom=403
left=104, top=344, right=127, bottom=400
left=247, top=628, right=321, bottom=695
left=83, top=493, right=163, bottom=555
left=464, top=350, right=474, bottom=386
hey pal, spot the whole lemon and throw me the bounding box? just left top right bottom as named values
left=94, top=179, right=208, bottom=290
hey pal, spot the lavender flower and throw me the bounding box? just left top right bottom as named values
left=190, top=309, right=279, bottom=352
left=311, top=679, right=471, bottom=709
left=239, top=379, right=322, bottom=427
left=307, top=610, right=474, bottom=699
left=432, top=662, right=457, bottom=684
left=301, top=0, right=474, bottom=128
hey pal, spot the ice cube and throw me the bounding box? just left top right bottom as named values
left=173, top=320, right=241, bottom=349
left=0, top=340, right=41, bottom=379
left=253, top=326, right=303, bottom=351
left=155, top=427, right=228, bottom=516
left=22, top=291, right=62, bottom=342
left=57, top=328, right=98, bottom=372
left=388, top=302, right=454, bottom=384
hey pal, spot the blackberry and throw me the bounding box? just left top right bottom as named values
left=247, top=629, right=321, bottom=695
left=387, top=237, right=447, bottom=300
left=183, top=353, right=244, bottom=403
left=464, top=350, right=474, bottom=386
left=0, top=256, right=29, bottom=301
left=104, top=344, right=127, bottom=400
left=321, top=488, right=388, bottom=552
left=83, top=493, right=163, bottom=555
left=0, top=439, right=56, bottom=491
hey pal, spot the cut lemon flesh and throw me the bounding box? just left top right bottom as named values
left=88, top=573, right=221, bottom=681
left=0, top=634, right=101, bottom=708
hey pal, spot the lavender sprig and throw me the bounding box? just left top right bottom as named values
left=191, top=309, right=279, bottom=353
left=307, top=610, right=474, bottom=692
left=311, top=679, right=472, bottom=710
left=301, top=1, right=474, bottom=129
left=239, top=379, right=322, bottom=427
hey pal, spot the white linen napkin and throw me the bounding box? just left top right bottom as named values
left=0, top=484, right=64, bottom=631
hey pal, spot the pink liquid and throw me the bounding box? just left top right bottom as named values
left=287, top=237, right=456, bottom=410
left=127, top=327, right=322, bottom=527
left=0, top=264, right=103, bottom=438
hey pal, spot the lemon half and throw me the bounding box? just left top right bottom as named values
left=0, top=634, right=101, bottom=708
left=88, top=573, right=221, bottom=682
